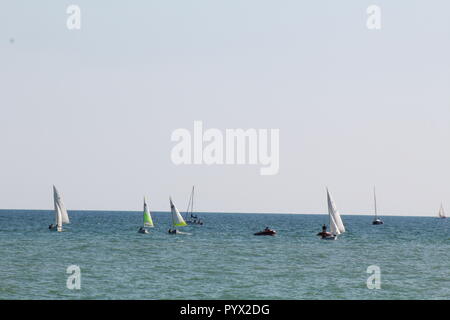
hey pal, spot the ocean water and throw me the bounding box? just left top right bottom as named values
left=0, top=210, right=449, bottom=300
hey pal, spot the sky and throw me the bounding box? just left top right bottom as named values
left=0, top=1, right=449, bottom=216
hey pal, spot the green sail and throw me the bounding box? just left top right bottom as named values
left=170, top=197, right=187, bottom=227
left=143, top=198, right=154, bottom=227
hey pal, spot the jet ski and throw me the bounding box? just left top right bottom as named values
left=254, top=228, right=276, bottom=236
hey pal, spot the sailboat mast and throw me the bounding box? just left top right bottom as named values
left=191, top=186, right=195, bottom=214
left=185, top=186, right=195, bottom=219
left=374, top=187, right=378, bottom=219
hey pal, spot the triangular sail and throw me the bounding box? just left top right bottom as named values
left=143, top=197, right=154, bottom=227
left=327, top=189, right=345, bottom=235
left=185, top=186, right=195, bottom=219
left=53, top=186, right=69, bottom=224
left=438, top=203, right=446, bottom=218
left=53, top=187, right=63, bottom=232
left=170, top=197, right=187, bottom=227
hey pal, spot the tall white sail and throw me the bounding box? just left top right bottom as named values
left=170, top=197, right=187, bottom=227
left=53, top=186, right=69, bottom=224
left=438, top=203, right=446, bottom=218
left=327, top=188, right=345, bottom=235
left=53, top=187, right=63, bottom=232
left=143, top=197, right=154, bottom=227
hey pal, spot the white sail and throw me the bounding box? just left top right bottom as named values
left=327, top=189, right=345, bottom=235
left=53, top=186, right=69, bottom=224
left=170, top=197, right=187, bottom=227
left=438, top=203, right=446, bottom=218
left=53, top=187, right=63, bottom=232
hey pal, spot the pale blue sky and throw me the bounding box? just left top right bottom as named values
left=1, top=1, right=449, bottom=216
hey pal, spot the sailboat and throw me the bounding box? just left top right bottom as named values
left=138, top=197, right=154, bottom=234
left=185, top=186, right=203, bottom=225
left=49, top=185, right=70, bottom=232
left=372, top=187, right=384, bottom=225
left=438, top=203, right=446, bottom=219
left=168, top=197, right=188, bottom=234
left=320, top=188, right=345, bottom=240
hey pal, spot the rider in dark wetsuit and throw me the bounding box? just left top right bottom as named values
left=317, top=224, right=329, bottom=238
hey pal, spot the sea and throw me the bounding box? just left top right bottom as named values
left=0, top=210, right=449, bottom=300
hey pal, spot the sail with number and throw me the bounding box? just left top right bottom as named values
left=438, top=203, right=446, bottom=219
left=143, top=197, right=154, bottom=227
left=170, top=197, right=187, bottom=227
left=327, top=188, right=345, bottom=236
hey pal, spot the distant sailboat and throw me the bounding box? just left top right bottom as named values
left=372, top=187, right=384, bottom=225
left=49, top=185, right=70, bottom=232
left=185, top=186, right=203, bottom=225
left=438, top=203, right=446, bottom=219
left=138, top=197, right=154, bottom=234
left=168, top=197, right=188, bottom=234
left=320, top=188, right=345, bottom=240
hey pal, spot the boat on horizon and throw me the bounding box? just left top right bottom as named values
left=438, top=203, right=446, bottom=219
left=49, top=185, right=70, bottom=232
left=138, top=197, right=154, bottom=234
left=372, top=187, right=384, bottom=225
left=168, top=197, right=189, bottom=234
left=318, top=188, right=345, bottom=240
left=184, top=186, right=203, bottom=225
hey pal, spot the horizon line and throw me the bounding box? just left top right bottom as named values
left=0, top=208, right=438, bottom=218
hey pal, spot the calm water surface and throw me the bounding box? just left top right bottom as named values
left=0, top=210, right=449, bottom=299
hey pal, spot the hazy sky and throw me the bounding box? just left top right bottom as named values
left=1, top=1, right=449, bottom=216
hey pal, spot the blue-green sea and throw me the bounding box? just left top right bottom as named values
left=0, top=210, right=449, bottom=300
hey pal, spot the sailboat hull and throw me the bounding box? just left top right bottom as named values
left=372, top=220, right=384, bottom=225
left=186, top=220, right=203, bottom=225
